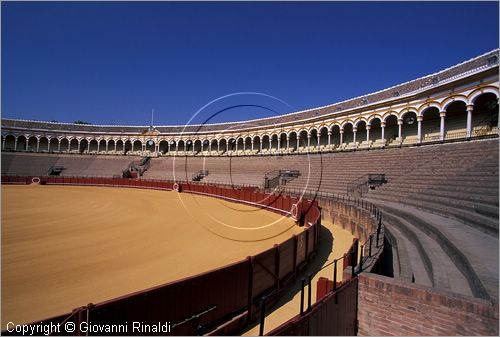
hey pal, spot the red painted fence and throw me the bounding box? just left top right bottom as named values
left=1, top=176, right=321, bottom=336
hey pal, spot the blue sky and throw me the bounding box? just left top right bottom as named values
left=2, top=1, right=498, bottom=126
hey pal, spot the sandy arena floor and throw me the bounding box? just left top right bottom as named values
left=1, top=185, right=301, bottom=328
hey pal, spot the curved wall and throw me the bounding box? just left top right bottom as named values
left=1, top=50, right=499, bottom=156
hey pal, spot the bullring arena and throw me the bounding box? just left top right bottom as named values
left=1, top=50, right=499, bottom=335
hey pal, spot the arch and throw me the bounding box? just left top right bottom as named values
left=199, top=139, right=207, bottom=152
left=143, top=139, right=154, bottom=152
left=210, top=139, right=218, bottom=153
left=69, top=138, right=79, bottom=152
left=261, top=134, right=270, bottom=151
left=243, top=137, right=252, bottom=151
left=99, top=139, right=107, bottom=152
left=400, top=111, right=418, bottom=143
left=319, top=126, right=329, bottom=146
left=309, top=128, right=319, bottom=148
left=37, top=136, right=49, bottom=152
left=48, top=137, right=59, bottom=152
left=218, top=138, right=227, bottom=153
left=367, top=114, right=383, bottom=125
left=115, top=139, right=124, bottom=153
left=343, top=123, right=354, bottom=144
left=27, top=136, right=38, bottom=151
left=298, top=130, right=308, bottom=149
left=79, top=139, right=89, bottom=153
left=443, top=101, right=467, bottom=140
left=16, top=135, right=27, bottom=151
left=469, top=87, right=499, bottom=104
left=400, top=108, right=419, bottom=119
left=252, top=135, right=261, bottom=152
left=269, top=134, right=277, bottom=150
left=330, top=125, right=341, bottom=147
left=177, top=140, right=185, bottom=152
left=417, top=101, right=442, bottom=115
left=384, top=114, right=399, bottom=143
left=132, top=140, right=142, bottom=152
left=158, top=140, right=168, bottom=154
left=441, top=95, right=469, bottom=111
left=421, top=106, right=441, bottom=141
left=368, top=118, right=382, bottom=143
left=233, top=137, right=241, bottom=152
left=382, top=111, right=399, bottom=123
left=279, top=133, right=287, bottom=150
left=356, top=120, right=368, bottom=143
left=58, top=138, right=69, bottom=152
left=340, top=120, right=354, bottom=129
left=107, top=139, right=115, bottom=153
left=4, top=134, right=16, bottom=150
left=88, top=139, right=98, bottom=153
left=354, top=118, right=368, bottom=128
left=472, top=92, right=499, bottom=135
left=288, top=131, right=298, bottom=150
left=226, top=138, right=236, bottom=152
left=193, top=139, right=202, bottom=153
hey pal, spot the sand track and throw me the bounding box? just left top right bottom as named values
left=1, top=185, right=300, bottom=327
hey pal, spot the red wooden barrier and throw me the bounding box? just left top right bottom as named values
left=268, top=278, right=358, bottom=336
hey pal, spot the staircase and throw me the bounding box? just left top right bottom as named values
left=192, top=170, right=209, bottom=181
left=347, top=173, right=387, bottom=197
left=123, top=157, right=151, bottom=178
left=264, top=170, right=301, bottom=189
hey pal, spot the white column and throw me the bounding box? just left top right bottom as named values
left=251, top=140, right=254, bottom=151
left=36, top=138, right=40, bottom=152
left=327, top=132, right=331, bottom=146
left=277, top=138, right=281, bottom=150
left=366, top=125, right=371, bottom=142
left=381, top=122, right=386, bottom=141
left=417, top=116, right=423, bottom=144
left=78, top=140, right=81, bottom=152
left=307, top=135, right=311, bottom=148
left=353, top=127, right=357, bottom=144
left=58, top=139, right=61, bottom=152
left=243, top=140, right=246, bottom=151
left=217, top=141, right=220, bottom=152
left=2, top=138, right=5, bottom=150
left=286, top=136, right=290, bottom=150
left=260, top=140, right=263, bottom=152
left=209, top=142, right=212, bottom=152
left=297, top=136, right=301, bottom=150
left=25, top=139, right=29, bottom=151
left=114, top=142, right=117, bottom=152
left=397, top=119, right=403, bottom=141
left=466, top=105, right=473, bottom=138
left=439, top=111, right=446, bottom=141
left=340, top=129, right=344, bottom=145
left=97, top=141, right=100, bottom=152
left=14, top=138, right=18, bottom=151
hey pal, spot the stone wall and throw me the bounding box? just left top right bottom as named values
left=358, top=272, right=499, bottom=336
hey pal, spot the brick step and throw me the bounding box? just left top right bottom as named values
left=369, top=193, right=498, bottom=236
left=408, top=193, right=499, bottom=219
left=368, top=200, right=498, bottom=301
left=382, top=212, right=473, bottom=295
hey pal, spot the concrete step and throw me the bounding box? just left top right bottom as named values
left=382, top=212, right=472, bottom=296
left=367, top=199, right=497, bottom=301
